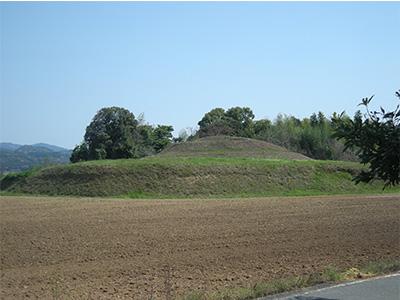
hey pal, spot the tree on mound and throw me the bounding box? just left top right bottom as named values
left=198, top=108, right=231, bottom=136
left=332, top=90, right=400, bottom=187
left=70, top=107, right=173, bottom=162
left=198, top=106, right=255, bottom=137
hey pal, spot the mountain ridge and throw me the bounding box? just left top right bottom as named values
left=0, top=142, right=70, bottom=152
left=0, top=142, right=71, bottom=174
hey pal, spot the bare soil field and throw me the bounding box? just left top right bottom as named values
left=0, top=195, right=399, bottom=299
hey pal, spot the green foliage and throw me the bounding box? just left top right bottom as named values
left=267, top=114, right=302, bottom=151
left=83, top=107, right=139, bottom=160
left=151, top=125, right=174, bottom=152
left=71, top=107, right=173, bottom=162
left=225, top=106, right=255, bottom=137
left=321, top=266, right=344, bottom=282
left=254, top=119, right=272, bottom=139
left=198, top=107, right=255, bottom=137
left=332, top=91, right=400, bottom=187
left=195, top=107, right=355, bottom=161
left=253, top=113, right=354, bottom=161
left=71, top=105, right=359, bottom=163
left=136, top=124, right=156, bottom=156
left=136, top=124, right=174, bottom=154
left=70, top=142, right=89, bottom=163
left=198, top=108, right=226, bottom=129
left=362, top=260, right=400, bottom=275
left=198, top=108, right=233, bottom=137
left=298, top=113, right=334, bottom=159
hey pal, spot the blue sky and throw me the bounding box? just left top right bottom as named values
left=1, top=2, right=399, bottom=149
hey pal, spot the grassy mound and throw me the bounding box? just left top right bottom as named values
left=160, top=136, right=311, bottom=160
left=2, top=137, right=398, bottom=198
left=1, top=156, right=398, bottom=197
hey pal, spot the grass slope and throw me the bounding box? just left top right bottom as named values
left=2, top=136, right=398, bottom=197
left=160, top=135, right=311, bottom=160
left=1, top=156, right=398, bottom=197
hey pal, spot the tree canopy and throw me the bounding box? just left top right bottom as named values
left=196, top=106, right=355, bottom=161
left=332, top=91, right=400, bottom=187
left=198, top=107, right=255, bottom=137
left=72, top=101, right=390, bottom=165
left=70, top=107, right=173, bottom=162
left=197, top=108, right=233, bottom=137
left=83, top=107, right=139, bottom=160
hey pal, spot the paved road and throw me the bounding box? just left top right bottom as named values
left=262, top=273, right=400, bottom=300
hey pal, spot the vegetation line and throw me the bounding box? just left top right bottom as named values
left=181, top=260, right=400, bottom=300
left=1, top=189, right=399, bottom=200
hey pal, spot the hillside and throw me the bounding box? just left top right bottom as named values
left=32, top=143, right=69, bottom=152
left=160, top=136, right=311, bottom=160
left=1, top=156, right=398, bottom=197
left=0, top=143, right=21, bottom=151
left=0, top=143, right=71, bottom=173
left=1, top=136, right=397, bottom=197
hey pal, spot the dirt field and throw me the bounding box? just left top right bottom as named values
left=1, top=195, right=399, bottom=299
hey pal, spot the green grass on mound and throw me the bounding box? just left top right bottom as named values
left=1, top=156, right=399, bottom=197
left=160, top=136, right=311, bottom=160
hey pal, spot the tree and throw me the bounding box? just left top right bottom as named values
left=71, top=107, right=140, bottom=162
left=136, top=124, right=157, bottom=156
left=70, top=142, right=89, bottom=163
left=225, top=107, right=255, bottom=137
left=151, top=125, right=174, bottom=153
left=269, top=114, right=301, bottom=150
left=197, top=108, right=232, bottom=137
left=254, top=119, right=272, bottom=139
left=71, top=107, right=175, bottom=162
left=197, top=107, right=255, bottom=137
left=298, top=112, right=333, bottom=160
left=332, top=91, right=400, bottom=187
left=136, top=124, right=174, bottom=153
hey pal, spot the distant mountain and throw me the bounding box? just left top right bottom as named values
left=0, top=143, right=72, bottom=174
left=32, top=143, right=70, bottom=153
left=0, top=143, right=22, bottom=151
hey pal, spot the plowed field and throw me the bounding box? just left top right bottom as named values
left=1, top=195, right=399, bottom=299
